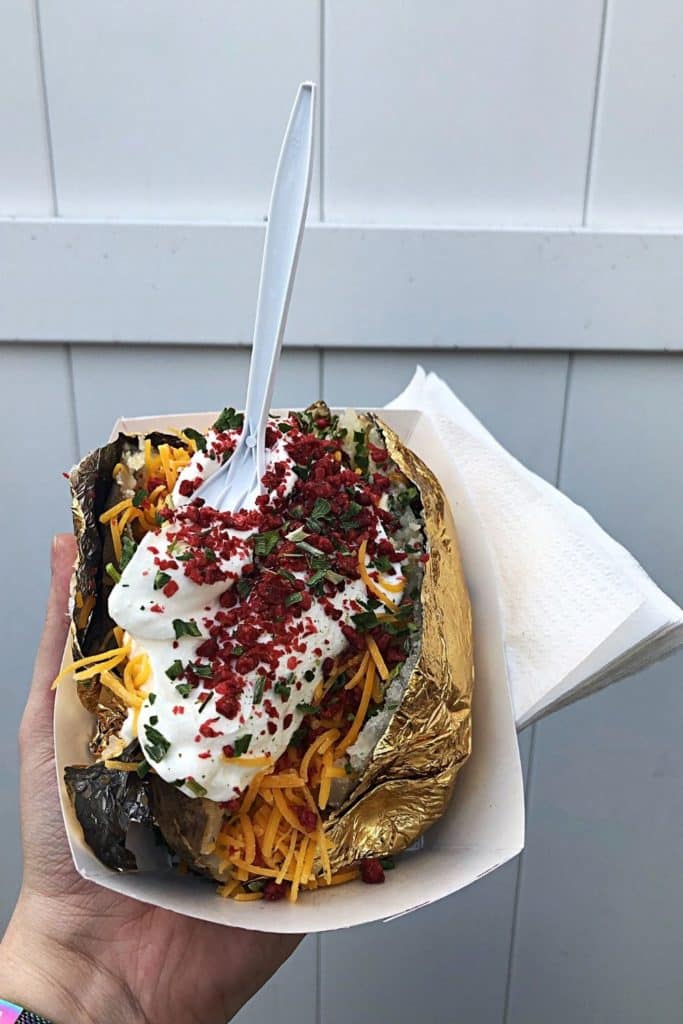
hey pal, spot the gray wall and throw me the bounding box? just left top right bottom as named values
left=2, top=343, right=682, bottom=1023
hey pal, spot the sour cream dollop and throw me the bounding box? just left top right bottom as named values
left=109, top=417, right=406, bottom=802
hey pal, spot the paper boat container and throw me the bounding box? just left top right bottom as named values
left=55, top=407, right=524, bottom=933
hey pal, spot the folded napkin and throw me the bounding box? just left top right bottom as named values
left=386, top=367, right=683, bottom=728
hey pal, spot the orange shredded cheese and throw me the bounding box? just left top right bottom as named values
left=325, top=869, right=361, bottom=887
left=104, top=759, right=142, bottom=772
left=239, top=814, right=257, bottom=865
left=290, top=837, right=309, bottom=901
left=357, top=539, right=396, bottom=610
left=99, top=498, right=133, bottom=525
left=273, top=789, right=304, bottom=831
left=344, top=651, right=371, bottom=690
left=260, top=773, right=305, bottom=789
left=318, top=748, right=334, bottom=810
left=366, top=635, right=389, bottom=681
left=276, top=830, right=299, bottom=884
left=262, top=806, right=282, bottom=859
left=300, top=730, right=339, bottom=782
left=336, top=659, right=376, bottom=755
left=52, top=644, right=130, bottom=689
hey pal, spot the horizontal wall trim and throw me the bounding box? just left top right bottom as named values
left=1, top=219, right=682, bottom=349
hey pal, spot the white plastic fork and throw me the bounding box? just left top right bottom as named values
left=196, top=82, right=316, bottom=511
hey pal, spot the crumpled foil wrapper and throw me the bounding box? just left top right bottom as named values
left=68, top=432, right=184, bottom=750
left=323, top=415, right=473, bottom=871
left=65, top=414, right=473, bottom=875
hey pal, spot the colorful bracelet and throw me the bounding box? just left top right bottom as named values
left=0, top=1000, right=53, bottom=1024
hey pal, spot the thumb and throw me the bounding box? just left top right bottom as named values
left=20, top=534, right=77, bottom=760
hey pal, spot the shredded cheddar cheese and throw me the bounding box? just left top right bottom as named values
left=366, top=635, right=389, bottom=681
left=357, top=539, right=397, bottom=610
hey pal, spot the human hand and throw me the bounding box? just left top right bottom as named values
left=0, top=534, right=302, bottom=1024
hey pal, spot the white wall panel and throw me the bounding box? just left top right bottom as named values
left=70, top=344, right=320, bottom=453
left=0, top=2, right=52, bottom=214
left=588, top=1, right=683, bottom=228
left=324, top=0, right=604, bottom=226
left=4, top=221, right=683, bottom=351
left=321, top=349, right=567, bottom=1024
left=39, top=0, right=320, bottom=220
left=0, top=344, right=77, bottom=928
left=507, top=354, right=683, bottom=1023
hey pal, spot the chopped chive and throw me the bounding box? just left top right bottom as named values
left=296, top=702, right=320, bottom=715
left=175, top=682, right=192, bottom=698
left=182, top=427, right=207, bottom=452
left=165, top=660, right=184, bottom=681
left=233, top=734, right=252, bottom=756
left=120, top=535, right=137, bottom=570
left=285, top=592, right=303, bottom=607
left=154, top=570, right=171, bottom=590
left=213, top=407, right=244, bottom=432
left=253, top=675, right=266, bottom=705
left=186, top=778, right=208, bottom=797
left=172, top=619, right=202, bottom=639
left=132, top=488, right=147, bottom=508
left=105, top=563, right=121, bottom=583
left=143, top=724, right=170, bottom=762
left=253, top=530, right=280, bottom=557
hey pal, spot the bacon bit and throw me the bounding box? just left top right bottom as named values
left=172, top=705, right=185, bottom=715
left=149, top=603, right=164, bottom=613
left=296, top=806, right=318, bottom=832
left=62, top=471, right=70, bottom=479
left=156, top=558, right=178, bottom=571
left=198, top=751, right=212, bottom=759
left=267, top=721, right=277, bottom=736
left=199, top=717, right=223, bottom=738
left=419, top=552, right=430, bottom=563
left=360, top=857, right=385, bottom=884
left=196, top=638, right=218, bottom=659
left=368, top=443, right=389, bottom=464
left=283, top=713, right=293, bottom=729
left=163, top=579, right=179, bottom=598
left=222, top=743, right=235, bottom=758
left=216, top=694, right=240, bottom=719
left=264, top=880, right=288, bottom=901
left=287, top=656, right=299, bottom=670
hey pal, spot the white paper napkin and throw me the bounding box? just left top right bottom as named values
left=386, top=367, right=683, bottom=728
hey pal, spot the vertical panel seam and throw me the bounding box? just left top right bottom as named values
left=317, top=347, right=324, bottom=398
left=582, top=0, right=610, bottom=226
left=66, top=344, right=81, bottom=456
left=502, top=353, right=574, bottom=1023
left=319, top=0, right=326, bottom=222
left=33, top=0, right=59, bottom=216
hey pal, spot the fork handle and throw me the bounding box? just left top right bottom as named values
left=242, top=82, right=316, bottom=479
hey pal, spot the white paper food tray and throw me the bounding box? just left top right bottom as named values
left=55, top=407, right=524, bottom=933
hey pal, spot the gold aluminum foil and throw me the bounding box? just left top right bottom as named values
left=323, top=415, right=473, bottom=870
left=65, top=414, right=473, bottom=873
